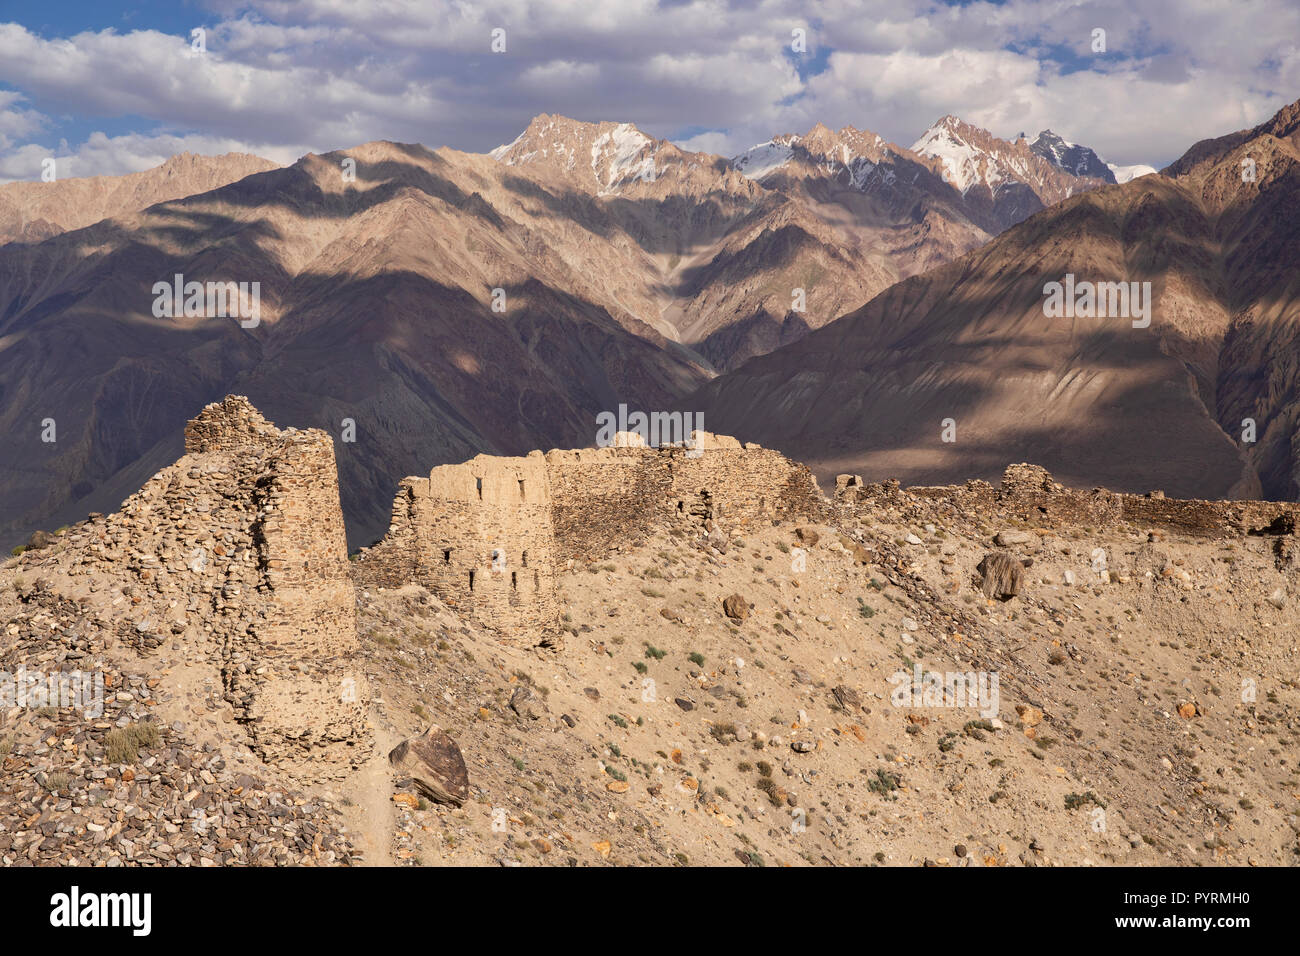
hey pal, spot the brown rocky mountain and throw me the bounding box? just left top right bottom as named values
left=491, top=114, right=1112, bottom=371
left=732, top=116, right=1106, bottom=259
left=694, top=98, right=1300, bottom=504
left=724, top=118, right=1113, bottom=343
left=0, top=113, right=1111, bottom=551
left=730, top=124, right=991, bottom=299
left=0, top=139, right=712, bottom=550
left=489, top=114, right=894, bottom=368
left=0, top=152, right=279, bottom=244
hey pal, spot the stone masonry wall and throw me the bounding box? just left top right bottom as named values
left=838, top=461, right=1300, bottom=538
left=0, top=397, right=370, bottom=781
left=354, top=431, right=825, bottom=641
left=121, top=396, right=371, bottom=777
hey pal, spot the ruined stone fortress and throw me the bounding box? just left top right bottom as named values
left=838, top=463, right=1300, bottom=538
left=352, top=430, right=826, bottom=634
left=11, top=394, right=1297, bottom=782
left=2, top=396, right=824, bottom=778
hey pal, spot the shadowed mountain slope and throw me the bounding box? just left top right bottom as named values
left=694, top=99, right=1300, bottom=504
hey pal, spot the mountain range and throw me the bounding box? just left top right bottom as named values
left=698, top=99, right=1300, bottom=502
left=3, top=102, right=1290, bottom=551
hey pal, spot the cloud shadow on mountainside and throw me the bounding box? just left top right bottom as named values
left=0, top=243, right=712, bottom=550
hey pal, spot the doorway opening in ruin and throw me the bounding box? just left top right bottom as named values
left=518, top=479, right=526, bottom=499
left=511, top=572, right=517, bottom=590
left=476, top=477, right=483, bottom=499
left=468, top=570, right=475, bottom=590
left=443, top=548, right=452, bottom=563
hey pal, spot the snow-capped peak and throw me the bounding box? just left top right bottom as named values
left=488, top=115, right=661, bottom=191
left=730, top=125, right=895, bottom=189
left=910, top=118, right=988, bottom=194
left=731, top=137, right=798, bottom=180
left=1030, top=129, right=1115, bottom=183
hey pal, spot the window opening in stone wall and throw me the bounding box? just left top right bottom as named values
left=468, top=570, right=475, bottom=590
left=522, top=551, right=528, bottom=566
left=518, top=479, right=525, bottom=498
left=511, top=571, right=517, bottom=590
left=476, top=476, right=483, bottom=499
left=443, top=549, right=452, bottom=563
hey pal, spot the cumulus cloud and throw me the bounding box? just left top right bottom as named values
left=0, top=0, right=1297, bottom=178
left=0, top=89, right=46, bottom=151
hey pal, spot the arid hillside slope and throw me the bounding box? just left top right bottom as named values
left=2, top=398, right=1296, bottom=866
left=0, top=152, right=279, bottom=244
left=349, top=466, right=1300, bottom=867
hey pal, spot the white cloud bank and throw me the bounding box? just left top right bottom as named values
left=0, top=0, right=1297, bottom=179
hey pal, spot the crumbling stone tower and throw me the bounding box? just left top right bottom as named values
left=178, top=396, right=370, bottom=775
left=3, top=396, right=371, bottom=780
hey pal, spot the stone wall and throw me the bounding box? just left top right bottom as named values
left=354, top=431, right=825, bottom=640
left=837, top=461, right=1300, bottom=538
left=405, top=453, right=559, bottom=633
left=17, top=397, right=372, bottom=779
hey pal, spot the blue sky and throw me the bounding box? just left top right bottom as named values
left=1, top=0, right=1296, bottom=181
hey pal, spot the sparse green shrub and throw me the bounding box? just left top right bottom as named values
left=868, top=769, right=902, bottom=795
left=1064, top=791, right=1106, bottom=811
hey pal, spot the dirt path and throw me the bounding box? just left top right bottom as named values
left=335, top=709, right=400, bottom=866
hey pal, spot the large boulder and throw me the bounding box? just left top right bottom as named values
left=977, top=552, right=1028, bottom=601
left=722, top=593, right=750, bottom=622
left=388, top=726, right=469, bottom=806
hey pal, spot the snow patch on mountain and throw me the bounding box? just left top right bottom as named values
left=732, top=140, right=796, bottom=180
left=1106, top=162, right=1157, bottom=184
left=591, top=123, right=656, bottom=189
left=910, top=121, right=985, bottom=194
left=489, top=133, right=525, bottom=162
